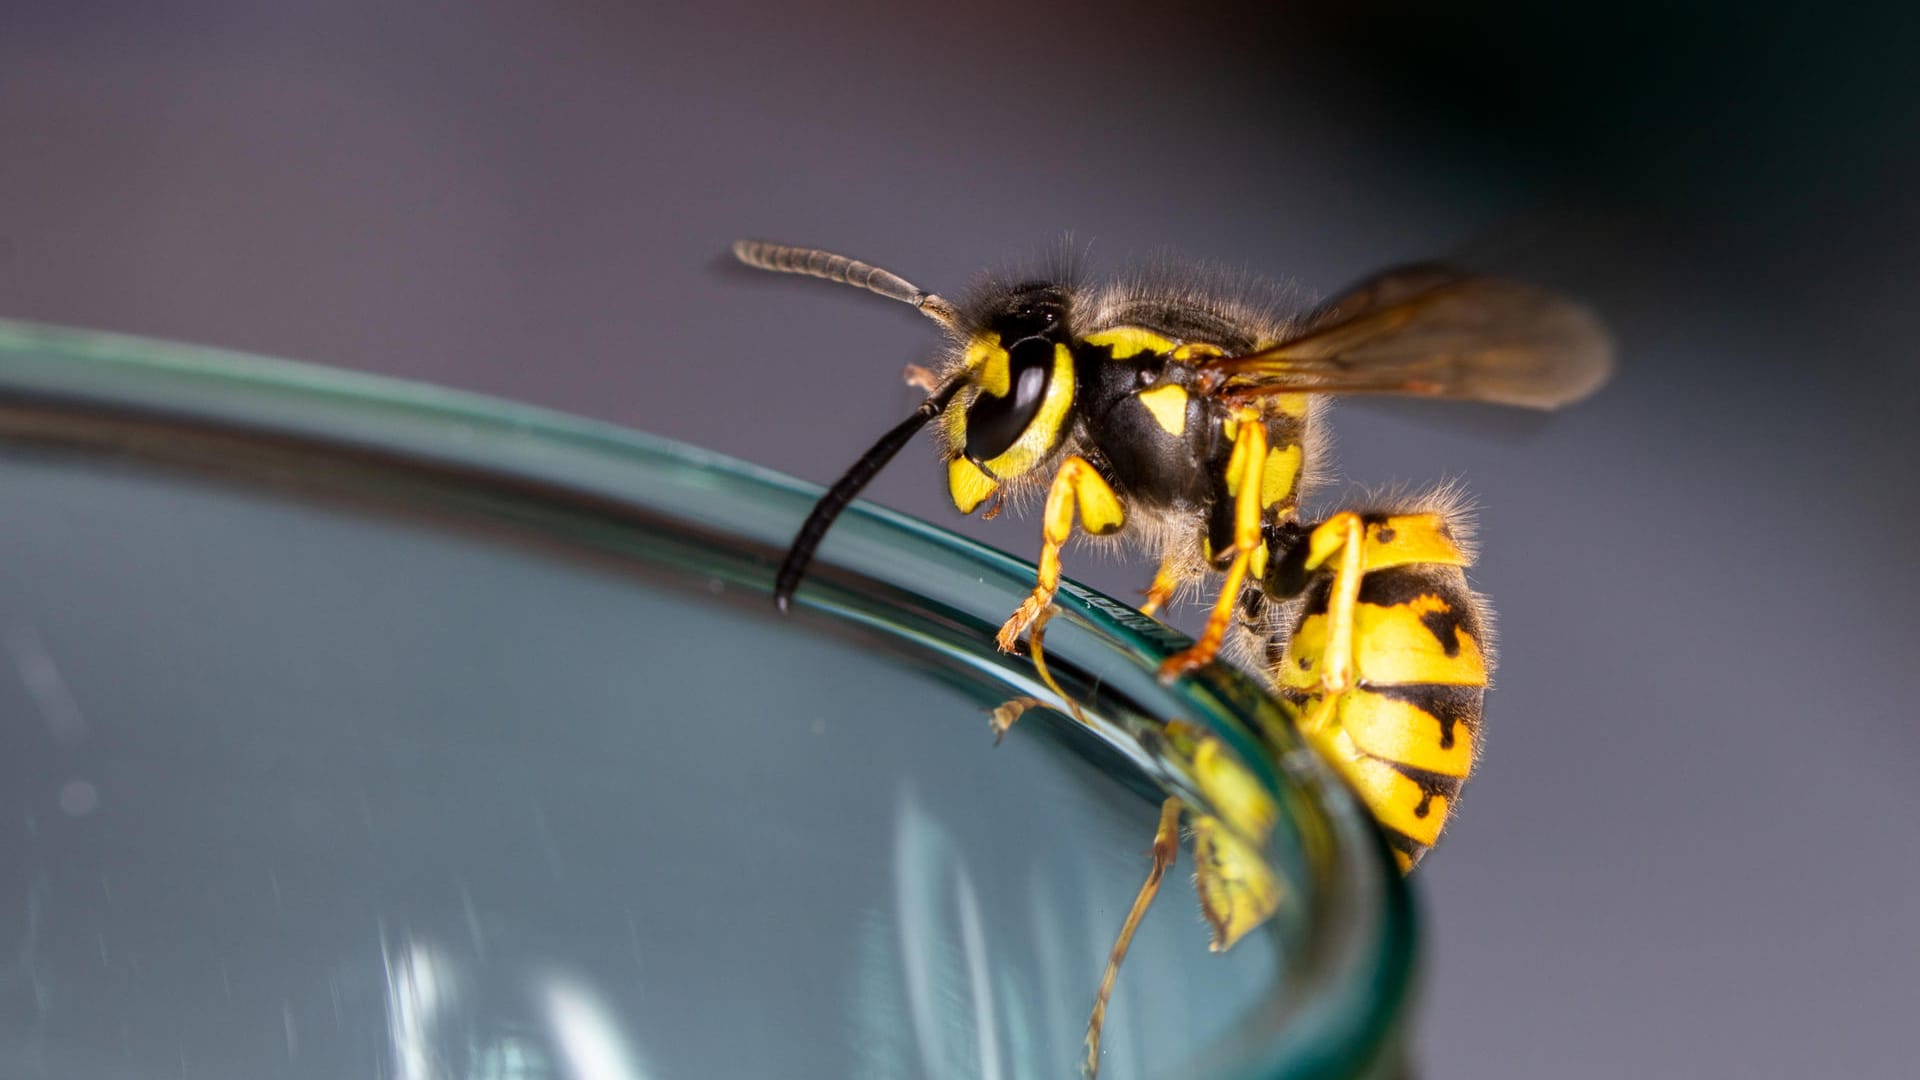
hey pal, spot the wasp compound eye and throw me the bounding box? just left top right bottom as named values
left=964, top=336, right=1055, bottom=461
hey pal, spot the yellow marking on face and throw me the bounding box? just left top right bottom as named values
left=1136, top=383, right=1189, bottom=437
left=940, top=343, right=993, bottom=448
left=1282, top=604, right=1488, bottom=689
left=965, top=334, right=1009, bottom=396
left=947, top=455, right=998, bottom=514
left=1361, top=513, right=1468, bottom=569
left=1084, top=326, right=1175, bottom=360
left=976, top=342, right=1077, bottom=482
left=1260, top=443, right=1303, bottom=509
left=1190, top=814, right=1282, bottom=953
left=1338, top=688, right=1476, bottom=777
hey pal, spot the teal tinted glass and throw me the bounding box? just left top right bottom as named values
left=0, top=320, right=1411, bottom=1079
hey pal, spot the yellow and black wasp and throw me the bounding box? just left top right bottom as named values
left=733, top=238, right=1610, bottom=1075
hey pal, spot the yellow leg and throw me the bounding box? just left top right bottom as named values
left=1297, top=512, right=1365, bottom=736
left=986, top=607, right=1089, bottom=750
left=1137, top=557, right=1180, bottom=618
left=1026, top=606, right=1092, bottom=730
left=996, top=456, right=1125, bottom=653
left=1158, top=414, right=1267, bottom=682
left=1084, top=796, right=1183, bottom=1079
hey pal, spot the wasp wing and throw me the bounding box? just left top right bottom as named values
left=1200, top=265, right=1613, bottom=410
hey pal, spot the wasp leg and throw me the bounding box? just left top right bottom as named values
left=1137, top=556, right=1181, bottom=618
left=1084, top=796, right=1183, bottom=1079
left=996, top=456, right=1125, bottom=653
left=988, top=607, right=1092, bottom=745
left=986, top=696, right=1045, bottom=744
left=1026, top=606, right=1094, bottom=729
left=1158, top=412, right=1267, bottom=681
left=1293, top=512, right=1367, bottom=735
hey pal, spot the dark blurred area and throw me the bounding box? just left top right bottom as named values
left=2, top=2, right=1914, bottom=1077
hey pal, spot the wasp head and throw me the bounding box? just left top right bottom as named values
left=944, top=282, right=1078, bottom=513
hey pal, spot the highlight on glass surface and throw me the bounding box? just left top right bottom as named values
left=0, top=318, right=1418, bottom=1079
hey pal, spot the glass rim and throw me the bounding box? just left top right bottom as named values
left=0, top=317, right=1415, bottom=1079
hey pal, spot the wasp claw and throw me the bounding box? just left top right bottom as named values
left=988, top=696, right=1043, bottom=744
left=995, top=594, right=1051, bottom=653
left=1156, top=648, right=1211, bottom=683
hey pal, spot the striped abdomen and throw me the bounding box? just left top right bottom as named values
left=1269, top=513, right=1490, bottom=871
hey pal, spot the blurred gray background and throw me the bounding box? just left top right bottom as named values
left=2, top=2, right=1915, bottom=1076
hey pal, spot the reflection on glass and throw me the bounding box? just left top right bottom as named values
left=0, top=320, right=1410, bottom=1079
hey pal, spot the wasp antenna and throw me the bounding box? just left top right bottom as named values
left=773, top=378, right=964, bottom=612
left=732, top=239, right=960, bottom=329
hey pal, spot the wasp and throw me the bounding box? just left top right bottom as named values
left=733, top=238, right=1611, bottom=1076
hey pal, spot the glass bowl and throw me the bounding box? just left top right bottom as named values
left=0, top=319, right=1413, bottom=1079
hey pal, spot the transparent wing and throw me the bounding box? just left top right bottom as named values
left=1198, top=265, right=1613, bottom=410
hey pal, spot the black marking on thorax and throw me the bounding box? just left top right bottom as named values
left=1070, top=336, right=1228, bottom=509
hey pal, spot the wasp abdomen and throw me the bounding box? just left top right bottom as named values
left=1270, top=511, right=1490, bottom=871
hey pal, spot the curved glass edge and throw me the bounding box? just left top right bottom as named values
left=0, top=317, right=1415, bottom=1079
